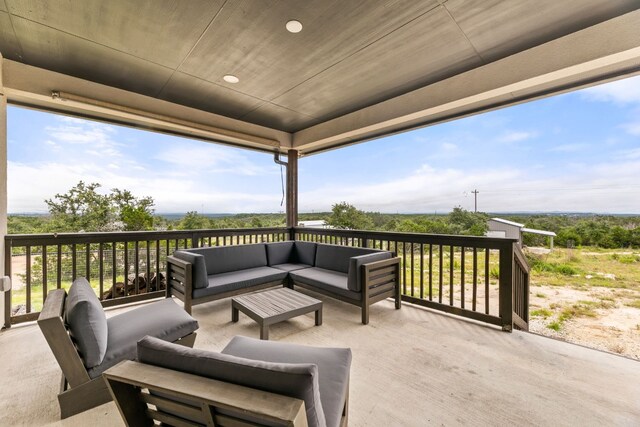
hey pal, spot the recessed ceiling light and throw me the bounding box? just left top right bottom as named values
left=286, top=20, right=303, bottom=33
left=223, top=74, right=239, bottom=84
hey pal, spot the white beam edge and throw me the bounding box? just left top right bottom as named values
left=293, top=10, right=640, bottom=154
left=1, top=60, right=292, bottom=153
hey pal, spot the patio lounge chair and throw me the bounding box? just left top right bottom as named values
left=104, top=335, right=352, bottom=427
left=38, top=278, right=199, bottom=419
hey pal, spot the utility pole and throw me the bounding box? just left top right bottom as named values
left=471, top=189, right=479, bottom=212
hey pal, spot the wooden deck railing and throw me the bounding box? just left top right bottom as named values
left=4, top=226, right=529, bottom=331
left=3, top=228, right=289, bottom=327
left=293, top=227, right=529, bottom=332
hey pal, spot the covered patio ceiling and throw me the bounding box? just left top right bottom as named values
left=1, top=1, right=640, bottom=155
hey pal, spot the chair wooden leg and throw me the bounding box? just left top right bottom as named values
left=361, top=303, right=370, bottom=325
left=58, top=377, right=111, bottom=419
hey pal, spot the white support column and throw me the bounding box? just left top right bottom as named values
left=0, top=53, right=9, bottom=328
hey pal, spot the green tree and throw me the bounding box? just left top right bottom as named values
left=111, top=189, right=155, bottom=230
left=327, top=202, right=374, bottom=230
left=45, top=181, right=155, bottom=232
left=45, top=181, right=113, bottom=231
left=447, top=206, right=488, bottom=235
left=178, top=211, right=210, bottom=230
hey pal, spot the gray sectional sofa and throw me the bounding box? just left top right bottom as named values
left=167, top=241, right=401, bottom=324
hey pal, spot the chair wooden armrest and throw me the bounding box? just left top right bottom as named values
left=104, top=360, right=308, bottom=427
left=166, top=255, right=194, bottom=313
left=361, top=257, right=401, bottom=324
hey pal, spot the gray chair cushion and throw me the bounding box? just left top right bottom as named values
left=65, top=278, right=108, bottom=368
left=348, top=252, right=392, bottom=292
left=193, top=267, right=287, bottom=299
left=138, top=336, right=327, bottom=427
left=266, top=241, right=294, bottom=266
left=290, top=268, right=361, bottom=301
left=272, top=263, right=312, bottom=272
left=87, top=298, right=198, bottom=378
left=223, top=335, right=352, bottom=427
left=173, top=250, right=208, bottom=289
left=294, top=241, right=317, bottom=266
left=315, top=244, right=383, bottom=274
left=182, top=244, right=268, bottom=274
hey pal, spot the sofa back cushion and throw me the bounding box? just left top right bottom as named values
left=65, top=277, right=108, bottom=368
left=266, top=241, right=294, bottom=266
left=172, top=251, right=208, bottom=289
left=182, top=244, right=268, bottom=275
left=138, top=336, right=327, bottom=427
left=315, top=244, right=383, bottom=274
left=294, top=241, right=317, bottom=266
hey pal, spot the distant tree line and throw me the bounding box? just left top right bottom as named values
left=7, top=183, right=640, bottom=248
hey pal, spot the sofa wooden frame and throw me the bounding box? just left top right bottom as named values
left=37, top=288, right=197, bottom=419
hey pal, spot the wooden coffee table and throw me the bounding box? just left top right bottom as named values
left=231, top=287, right=323, bottom=340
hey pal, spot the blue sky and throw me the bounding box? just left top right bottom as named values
left=7, top=75, right=640, bottom=214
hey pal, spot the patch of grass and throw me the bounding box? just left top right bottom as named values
left=530, top=258, right=581, bottom=276
left=489, top=266, right=500, bottom=280
left=531, top=308, right=553, bottom=318
left=625, top=299, right=640, bottom=309
left=547, top=321, right=561, bottom=331
left=535, top=292, right=546, bottom=298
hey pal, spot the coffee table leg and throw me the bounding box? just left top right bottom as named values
left=315, top=306, right=323, bottom=326
left=260, top=323, right=269, bottom=340
left=231, top=304, right=239, bottom=323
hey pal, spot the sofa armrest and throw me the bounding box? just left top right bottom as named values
left=348, top=252, right=392, bottom=292
left=362, top=257, right=401, bottom=302
left=167, top=255, right=194, bottom=298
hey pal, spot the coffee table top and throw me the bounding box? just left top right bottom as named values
left=232, top=287, right=321, bottom=321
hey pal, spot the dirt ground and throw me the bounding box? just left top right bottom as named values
left=526, top=245, right=640, bottom=361
left=528, top=285, right=640, bottom=360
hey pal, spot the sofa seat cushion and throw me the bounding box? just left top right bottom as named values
left=87, top=298, right=198, bottom=378
left=193, top=267, right=287, bottom=299
left=138, top=336, right=327, bottom=427
left=290, top=268, right=361, bottom=301
left=65, top=278, right=108, bottom=368
left=222, top=335, right=352, bottom=427
left=272, top=263, right=312, bottom=272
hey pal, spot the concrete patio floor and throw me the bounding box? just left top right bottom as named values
left=1, top=290, right=639, bottom=426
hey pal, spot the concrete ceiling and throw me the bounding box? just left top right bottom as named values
left=1, top=0, right=640, bottom=154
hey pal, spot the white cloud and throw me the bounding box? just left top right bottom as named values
left=622, top=121, right=640, bottom=136
left=497, top=131, right=536, bottom=143
left=615, top=148, right=640, bottom=160
left=154, top=144, right=275, bottom=176
left=581, top=75, right=640, bottom=105
left=44, top=117, right=123, bottom=159
left=299, top=158, right=640, bottom=214
left=549, top=143, right=589, bottom=153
